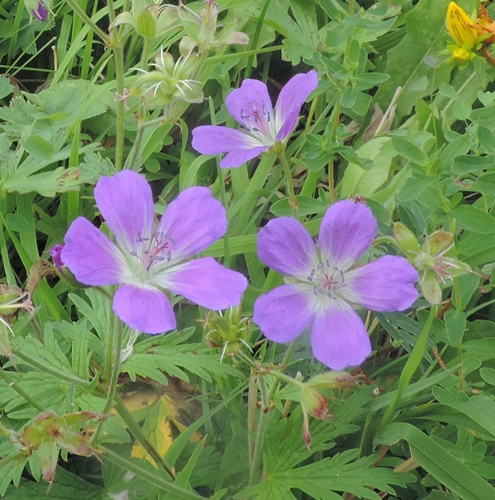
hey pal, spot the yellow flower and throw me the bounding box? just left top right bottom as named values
left=446, top=2, right=478, bottom=48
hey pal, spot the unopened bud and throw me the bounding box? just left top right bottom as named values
left=205, top=307, right=249, bottom=359
left=393, top=222, right=420, bottom=258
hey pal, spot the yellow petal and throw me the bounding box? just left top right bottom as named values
left=447, top=2, right=478, bottom=48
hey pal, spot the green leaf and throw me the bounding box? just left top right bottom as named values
left=3, top=467, right=103, bottom=499
left=0, top=75, right=14, bottom=100
left=391, top=136, right=429, bottom=165
left=270, top=196, right=328, bottom=217
left=444, top=309, right=466, bottom=346
left=450, top=205, right=495, bottom=234
left=374, top=0, right=452, bottom=118
left=452, top=155, right=495, bottom=175
left=470, top=105, right=495, bottom=129
left=433, top=387, right=495, bottom=440
left=20, top=135, right=55, bottom=160
left=375, top=422, right=495, bottom=500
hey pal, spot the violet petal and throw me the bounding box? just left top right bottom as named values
left=33, top=1, right=48, bottom=21
left=344, top=255, right=419, bottom=311
left=50, top=244, right=65, bottom=269
left=113, top=284, right=176, bottom=334
left=253, top=284, right=313, bottom=343
left=164, top=257, right=247, bottom=309
left=257, top=217, right=317, bottom=280
left=192, top=125, right=263, bottom=154
left=62, top=217, right=123, bottom=286
left=310, top=304, right=371, bottom=370
left=226, top=79, right=272, bottom=129
left=157, top=187, right=227, bottom=262
left=318, top=200, right=377, bottom=271
left=192, top=125, right=267, bottom=168
left=95, top=171, right=155, bottom=253
left=220, top=145, right=268, bottom=169
left=275, top=70, right=318, bottom=142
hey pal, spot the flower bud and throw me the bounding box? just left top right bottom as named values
left=136, top=8, right=157, bottom=39
left=393, top=222, right=420, bottom=258
left=205, top=306, right=249, bottom=359
left=179, top=36, right=199, bottom=57
left=307, top=371, right=357, bottom=391
left=21, top=411, right=100, bottom=483
left=0, top=321, right=12, bottom=357
left=426, top=230, right=453, bottom=256
left=419, top=269, right=443, bottom=304
left=300, top=385, right=329, bottom=420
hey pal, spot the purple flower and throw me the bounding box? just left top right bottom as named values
left=50, top=244, right=65, bottom=269
left=61, top=171, right=247, bottom=334
left=33, top=0, right=48, bottom=21
left=191, top=70, right=318, bottom=168
left=253, top=201, right=419, bottom=370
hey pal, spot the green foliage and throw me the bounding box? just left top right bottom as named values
left=4, top=0, right=495, bottom=497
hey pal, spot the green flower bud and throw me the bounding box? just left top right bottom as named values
left=205, top=307, right=249, bottom=359
left=136, top=8, right=157, bottom=39
left=419, top=269, right=443, bottom=304
left=425, top=230, right=453, bottom=256
left=393, top=222, right=420, bottom=258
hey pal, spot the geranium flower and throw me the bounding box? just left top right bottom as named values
left=253, top=201, right=419, bottom=370
left=191, top=70, right=318, bottom=168
left=61, top=171, right=247, bottom=334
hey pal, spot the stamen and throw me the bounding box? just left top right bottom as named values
left=308, top=261, right=347, bottom=300
left=130, top=231, right=175, bottom=271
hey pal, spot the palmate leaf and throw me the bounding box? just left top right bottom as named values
left=235, top=388, right=410, bottom=499
left=122, top=333, right=243, bottom=385
left=238, top=450, right=413, bottom=500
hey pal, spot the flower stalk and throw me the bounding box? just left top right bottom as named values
left=278, top=152, right=299, bottom=219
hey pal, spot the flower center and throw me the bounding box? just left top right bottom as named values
left=130, top=231, right=175, bottom=272
left=307, top=260, right=347, bottom=299
left=239, top=100, right=276, bottom=142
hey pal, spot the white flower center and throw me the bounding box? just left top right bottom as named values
left=121, top=230, right=176, bottom=286
left=239, top=99, right=278, bottom=145
left=307, top=260, right=347, bottom=301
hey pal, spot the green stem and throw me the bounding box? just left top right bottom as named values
left=102, top=300, right=116, bottom=383
left=248, top=374, right=269, bottom=486
left=217, top=164, right=230, bottom=267
left=102, top=316, right=123, bottom=415
left=92, top=313, right=122, bottom=444
left=247, top=339, right=298, bottom=486
left=0, top=366, right=44, bottom=411
left=328, top=95, right=341, bottom=203
left=64, top=0, right=108, bottom=41
left=106, top=0, right=125, bottom=171
left=113, top=44, right=126, bottom=171
left=140, top=37, right=151, bottom=70
left=98, top=446, right=204, bottom=499
left=125, top=111, right=146, bottom=171
left=278, top=153, right=298, bottom=219
left=247, top=371, right=257, bottom=471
